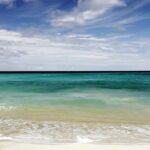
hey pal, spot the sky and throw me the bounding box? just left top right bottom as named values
left=0, top=0, right=150, bottom=71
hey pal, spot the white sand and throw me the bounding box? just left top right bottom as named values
left=0, top=142, right=150, bottom=150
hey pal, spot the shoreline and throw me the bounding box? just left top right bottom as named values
left=0, top=142, right=150, bottom=150
left=1, top=119, right=150, bottom=144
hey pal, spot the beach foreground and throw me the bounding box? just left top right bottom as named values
left=0, top=142, right=150, bottom=150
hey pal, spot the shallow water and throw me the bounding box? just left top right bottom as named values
left=0, top=73, right=150, bottom=143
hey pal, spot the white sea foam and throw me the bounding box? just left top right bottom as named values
left=0, top=104, right=16, bottom=111
left=0, top=118, right=150, bottom=144
left=0, top=136, right=13, bottom=141
left=77, top=136, right=93, bottom=144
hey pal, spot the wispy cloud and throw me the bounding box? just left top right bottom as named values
left=51, top=0, right=126, bottom=28
left=0, top=0, right=150, bottom=31
left=0, top=0, right=15, bottom=7
left=89, top=0, right=150, bottom=30
left=50, top=0, right=150, bottom=31
left=0, top=0, right=37, bottom=7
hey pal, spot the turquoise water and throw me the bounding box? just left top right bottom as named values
left=0, top=73, right=150, bottom=143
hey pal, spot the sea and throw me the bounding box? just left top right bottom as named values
left=0, top=72, right=150, bottom=144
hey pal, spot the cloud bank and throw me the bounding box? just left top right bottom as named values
left=0, top=29, right=150, bottom=71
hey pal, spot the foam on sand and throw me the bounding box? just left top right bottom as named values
left=0, top=118, right=150, bottom=144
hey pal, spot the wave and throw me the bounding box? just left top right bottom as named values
left=0, top=118, right=150, bottom=144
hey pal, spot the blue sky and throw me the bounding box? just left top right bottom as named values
left=0, top=0, right=150, bottom=70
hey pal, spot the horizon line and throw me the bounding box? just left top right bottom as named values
left=0, top=71, right=150, bottom=73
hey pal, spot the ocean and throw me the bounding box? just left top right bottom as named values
left=0, top=72, right=150, bottom=144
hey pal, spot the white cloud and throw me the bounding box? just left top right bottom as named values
left=0, top=0, right=36, bottom=6
left=50, top=0, right=150, bottom=31
left=0, top=0, right=13, bottom=4
left=1, top=0, right=149, bottom=30
left=0, top=0, right=15, bottom=7
left=0, top=29, right=150, bottom=71
left=51, top=0, right=126, bottom=27
left=83, top=0, right=150, bottom=30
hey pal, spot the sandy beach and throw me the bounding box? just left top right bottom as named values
left=0, top=142, right=150, bottom=150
